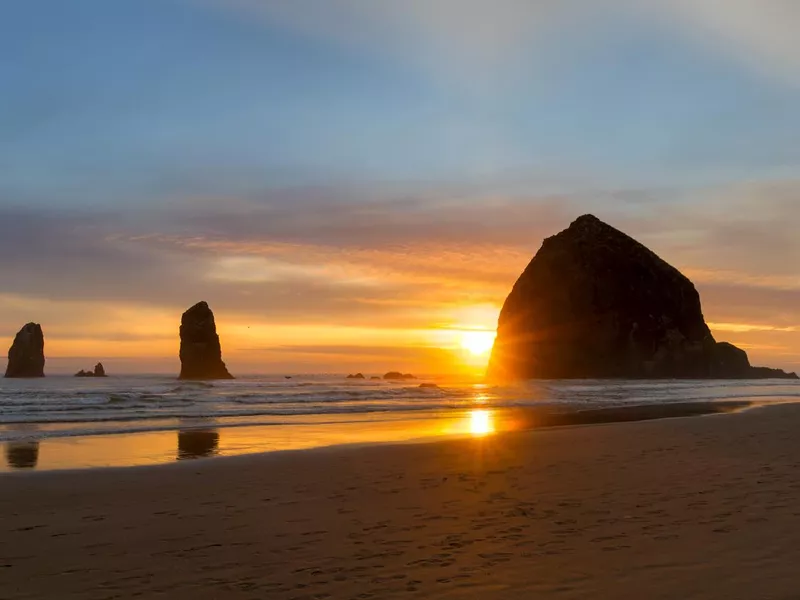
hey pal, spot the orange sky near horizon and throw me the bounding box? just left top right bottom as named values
left=1, top=214, right=797, bottom=378
left=0, top=183, right=797, bottom=376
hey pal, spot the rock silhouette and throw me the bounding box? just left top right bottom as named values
left=346, top=373, right=365, bottom=379
left=178, top=302, right=233, bottom=380
left=383, top=372, right=416, bottom=380
left=488, top=215, right=798, bottom=380
left=74, top=362, right=107, bottom=377
left=177, top=429, right=220, bottom=460
left=5, top=323, right=45, bottom=378
left=5, top=441, right=39, bottom=469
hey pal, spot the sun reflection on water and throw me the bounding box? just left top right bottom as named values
left=469, top=409, right=494, bottom=436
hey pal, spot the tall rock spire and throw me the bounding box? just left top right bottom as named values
left=179, top=302, right=234, bottom=380
left=5, top=323, right=45, bottom=378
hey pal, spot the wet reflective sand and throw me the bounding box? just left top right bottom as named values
left=0, top=400, right=755, bottom=472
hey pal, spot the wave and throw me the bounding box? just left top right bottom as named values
left=0, top=376, right=797, bottom=441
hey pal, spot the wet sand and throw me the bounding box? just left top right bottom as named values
left=2, top=403, right=800, bottom=599
left=0, top=400, right=751, bottom=472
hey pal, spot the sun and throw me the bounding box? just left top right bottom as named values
left=460, top=330, right=496, bottom=356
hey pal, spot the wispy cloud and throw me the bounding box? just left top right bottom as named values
left=204, top=0, right=800, bottom=88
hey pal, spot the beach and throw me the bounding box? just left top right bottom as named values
left=2, top=403, right=800, bottom=599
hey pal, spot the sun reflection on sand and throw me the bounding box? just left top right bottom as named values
left=469, top=409, right=495, bottom=436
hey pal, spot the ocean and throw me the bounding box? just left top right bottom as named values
left=2, top=374, right=799, bottom=441
left=1, top=376, right=798, bottom=471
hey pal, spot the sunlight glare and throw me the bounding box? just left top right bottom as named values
left=470, top=409, right=494, bottom=436
left=460, top=330, right=496, bottom=356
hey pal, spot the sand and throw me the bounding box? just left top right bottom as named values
left=2, top=404, right=800, bottom=599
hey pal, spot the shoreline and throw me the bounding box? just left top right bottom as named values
left=0, top=398, right=769, bottom=473
left=3, top=403, right=800, bottom=598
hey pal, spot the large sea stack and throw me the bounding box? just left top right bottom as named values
left=178, top=302, right=233, bottom=380
left=488, top=215, right=797, bottom=381
left=5, top=323, right=45, bottom=378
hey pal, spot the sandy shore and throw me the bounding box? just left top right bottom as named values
left=2, top=404, right=800, bottom=599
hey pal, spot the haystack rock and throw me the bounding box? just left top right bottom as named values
left=488, top=215, right=798, bottom=381
left=178, top=302, right=233, bottom=380
left=5, top=323, right=45, bottom=378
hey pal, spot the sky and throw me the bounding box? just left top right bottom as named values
left=1, top=0, right=798, bottom=375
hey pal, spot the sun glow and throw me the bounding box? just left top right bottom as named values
left=469, top=409, right=494, bottom=436
left=460, top=330, right=496, bottom=356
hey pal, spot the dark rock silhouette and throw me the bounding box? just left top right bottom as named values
left=419, top=383, right=440, bottom=389
left=709, top=343, right=749, bottom=377
left=346, top=373, right=365, bottom=379
left=383, top=372, right=416, bottom=380
left=750, top=366, right=798, bottom=379
left=370, top=376, right=381, bottom=380
left=178, top=302, right=233, bottom=380
left=74, top=362, right=107, bottom=377
left=177, top=429, right=219, bottom=460
left=488, top=215, right=798, bottom=381
left=5, top=323, right=45, bottom=378
left=5, top=441, right=39, bottom=469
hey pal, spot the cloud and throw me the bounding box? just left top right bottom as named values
left=0, top=177, right=797, bottom=371
left=653, top=0, right=800, bottom=87
left=204, top=0, right=584, bottom=86
left=204, top=0, right=800, bottom=88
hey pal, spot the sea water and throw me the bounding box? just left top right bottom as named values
left=1, top=375, right=797, bottom=471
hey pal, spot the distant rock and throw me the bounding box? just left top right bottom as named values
left=178, top=302, right=234, bottom=380
left=370, top=376, right=381, bottom=380
left=488, top=215, right=796, bottom=380
left=383, top=372, right=416, bottom=380
left=75, top=362, right=107, bottom=378
left=5, top=323, right=45, bottom=378
left=346, top=373, right=366, bottom=379
left=419, top=383, right=439, bottom=389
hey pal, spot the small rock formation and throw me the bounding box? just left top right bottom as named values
left=74, top=362, right=107, bottom=378
left=488, top=215, right=798, bottom=380
left=383, top=372, right=416, bottom=380
left=750, top=366, right=798, bottom=379
left=419, top=383, right=440, bottom=389
left=178, top=302, right=234, bottom=380
left=5, top=323, right=45, bottom=378
left=346, top=373, right=366, bottom=379
left=370, top=376, right=381, bottom=380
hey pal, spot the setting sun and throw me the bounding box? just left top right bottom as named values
left=460, top=330, right=496, bottom=356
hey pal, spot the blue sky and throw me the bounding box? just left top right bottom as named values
left=4, top=0, right=800, bottom=204
left=0, top=0, right=798, bottom=373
